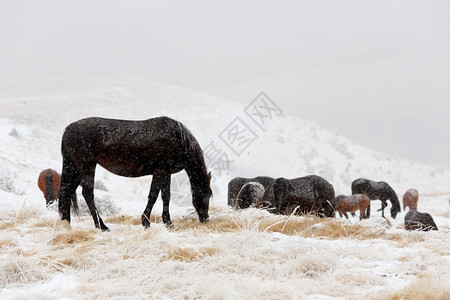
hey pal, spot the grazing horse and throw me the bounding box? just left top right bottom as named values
left=351, top=178, right=401, bottom=219
left=260, top=175, right=335, bottom=217
left=403, top=188, right=419, bottom=211
left=235, top=182, right=265, bottom=209
left=228, top=176, right=274, bottom=208
left=38, top=169, right=61, bottom=207
left=334, top=194, right=370, bottom=220
left=404, top=210, right=438, bottom=231
left=59, top=116, right=212, bottom=231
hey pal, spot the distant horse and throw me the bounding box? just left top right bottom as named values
left=59, top=116, right=212, bottom=231
left=403, top=188, right=419, bottom=211
left=235, top=182, right=265, bottom=209
left=38, top=169, right=61, bottom=207
left=335, top=194, right=370, bottom=220
left=260, top=175, right=335, bottom=217
left=404, top=210, right=438, bottom=231
left=351, top=178, right=400, bottom=219
left=228, top=176, right=274, bottom=208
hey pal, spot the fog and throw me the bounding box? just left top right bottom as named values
left=1, top=0, right=449, bottom=167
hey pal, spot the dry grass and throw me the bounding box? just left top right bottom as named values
left=0, top=221, right=15, bottom=231
left=384, top=232, right=426, bottom=247
left=378, top=273, right=450, bottom=300
left=105, top=213, right=163, bottom=226
left=105, top=215, right=142, bottom=225
left=50, top=229, right=96, bottom=245
left=163, top=246, right=221, bottom=262
left=0, top=238, right=18, bottom=249
left=172, top=213, right=388, bottom=240
left=32, top=220, right=55, bottom=228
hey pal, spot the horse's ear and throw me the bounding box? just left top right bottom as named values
left=208, top=171, right=212, bottom=181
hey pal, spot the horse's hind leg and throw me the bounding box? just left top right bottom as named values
left=81, top=167, right=109, bottom=231
left=365, top=203, right=371, bottom=218
left=59, top=165, right=81, bottom=225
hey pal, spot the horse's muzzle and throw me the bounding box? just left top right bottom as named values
left=199, top=213, right=209, bottom=223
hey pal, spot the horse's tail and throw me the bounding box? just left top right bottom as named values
left=59, top=142, right=80, bottom=217
left=45, top=173, right=54, bottom=204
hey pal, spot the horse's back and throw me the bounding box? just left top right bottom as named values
left=405, top=210, right=438, bottom=231
left=62, top=116, right=190, bottom=177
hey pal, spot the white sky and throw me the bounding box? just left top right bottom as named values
left=1, top=0, right=449, bottom=167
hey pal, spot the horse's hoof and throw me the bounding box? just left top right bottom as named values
left=60, top=220, right=72, bottom=231
left=142, top=215, right=151, bottom=228
left=165, top=222, right=174, bottom=229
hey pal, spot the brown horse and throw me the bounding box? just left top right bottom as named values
left=335, top=194, right=370, bottom=220
left=59, top=116, right=212, bottom=231
left=38, top=169, right=61, bottom=207
left=402, top=188, right=418, bottom=211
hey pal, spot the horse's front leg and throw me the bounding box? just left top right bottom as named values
left=160, top=175, right=173, bottom=228
left=377, top=200, right=387, bottom=217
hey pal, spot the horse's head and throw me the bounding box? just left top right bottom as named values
left=46, top=199, right=56, bottom=207
left=237, top=182, right=263, bottom=209
left=192, top=171, right=212, bottom=223
left=390, top=205, right=400, bottom=219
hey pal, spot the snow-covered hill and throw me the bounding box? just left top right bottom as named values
left=0, top=76, right=449, bottom=299
left=0, top=76, right=449, bottom=202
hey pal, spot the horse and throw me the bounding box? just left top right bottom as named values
left=59, top=116, right=212, bottom=231
left=38, top=169, right=61, bottom=207
left=227, top=176, right=274, bottom=208
left=260, top=175, right=335, bottom=217
left=334, top=194, right=370, bottom=220
left=235, top=182, right=265, bottom=209
left=402, top=188, right=419, bottom=211
left=351, top=178, right=401, bottom=219
left=404, top=210, right=438, bottom=231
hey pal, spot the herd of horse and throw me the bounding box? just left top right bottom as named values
left=38, top=116, right=439, bottom=232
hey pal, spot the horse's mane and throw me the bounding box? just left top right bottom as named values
left=177, top=121, right=211, bottom=195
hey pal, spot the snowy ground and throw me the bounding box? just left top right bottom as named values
left=0, top=76, right=449, bottom=299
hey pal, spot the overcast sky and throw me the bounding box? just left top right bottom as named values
left=1, top=0, right=449, bottom=167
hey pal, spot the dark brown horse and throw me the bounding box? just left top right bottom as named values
left=59, top=116, right=212, bottom=231
left=404, top=210, right=438, bottom=231
left=260, top=175, right=335, bottom=217
left=335, top=194, right=370, bottom=220
left=38, top=169, right=61, bottom=207
left=227, top=176, right=274, bottom=208
left=403, top=188, right=419, bottom=211
left=351, top=178, right=401, bottom=219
